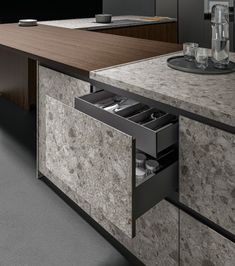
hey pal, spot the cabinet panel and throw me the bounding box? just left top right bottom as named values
left=156, top=0, right=178, bottom=18
left=180, top=211, right=235, bottom=266
left=96, top=23, right=178, bottom=43
left=103, top=0, right=155, bottom=16
left=179, top=0, right=207, bottom=46
left=43, top=96, right=135, bottom=238
left=92, top=200, right=179, bottom=266
left=0, top=48, right=32, bottom=110
left=179, top=116, right=235, bottom=234
left=38, top=66, right=91, bottom=213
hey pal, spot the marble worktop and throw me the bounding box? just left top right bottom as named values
left=39, top=15, right=176, bottom=30
left=91, top=52, right=235, bottom=128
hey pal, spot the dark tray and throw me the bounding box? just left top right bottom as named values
left=167, top=56, right=235, bottom=75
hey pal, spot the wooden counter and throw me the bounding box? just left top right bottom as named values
left=0, top=24, right=181, bottom=109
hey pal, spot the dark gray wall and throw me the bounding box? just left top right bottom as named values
left=179, top=0, right=234, bottom=51
left=103, top=0, right=156, bottom=16
left=156, top=0, right=178, bottom=18
left=179, top=0, right=206, bottom=46
left=0, top=2, right=103, bottom=23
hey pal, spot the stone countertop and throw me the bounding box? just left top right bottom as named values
left=90, top=52, right=235, bottom=128
left=39, top=15, right=177, bottom=30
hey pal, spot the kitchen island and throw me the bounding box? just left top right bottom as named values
left=89, top=52, right=235, bottom=265
left=0, top=22, right=234, bottom=266
left=38, top=53, right=235, bottom=265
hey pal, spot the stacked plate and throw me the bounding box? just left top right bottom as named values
left=18, top=19, right=38, bottom=27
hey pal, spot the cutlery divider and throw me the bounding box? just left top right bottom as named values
left=77, top=90, right=179, bottom=158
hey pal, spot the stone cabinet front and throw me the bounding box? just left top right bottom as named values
left=38, top=67, right=235, bottom=265
left=38, top=66, right=179, bottom=239
left=179, top=116, right=235, bottom=235
left=179, top=116, right=235, bottom=265
left=180, top=211, right=235, bottom=266
left=38, top=66, right=92, bottom=214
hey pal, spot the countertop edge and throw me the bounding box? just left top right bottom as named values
left=90, top=68, right=235, bottom=132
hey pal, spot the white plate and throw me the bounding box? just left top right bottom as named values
left=18, top=19, right=38, bottom=26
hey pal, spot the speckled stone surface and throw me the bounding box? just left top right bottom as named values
left=38, top=66, right=234, bottom=265
left=180, top=211, right=235, bottom=266
left=179, top=116, right=235, bottom=234
left=39, top=15, right=176, bottom=30
left=91, top=200, right=179, bottom=266
left=38, top=66, right=90, bottom=107
left=37, top=66, right=179, bottom=264
left=38, top=66, right=91, bottom=214
left=44, top=96, right=134, bottom=237
left=91, top=52, right=235, bottom=128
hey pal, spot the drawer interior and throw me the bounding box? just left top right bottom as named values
left=73, top=91, right=179, bottom=238
left=135, top=147, right=178, bottom=187
left=76, top=90, right=178, bottom=158
left=82, top=90, right=176, bottom=126
left=133, top=147, right=178, bottom=219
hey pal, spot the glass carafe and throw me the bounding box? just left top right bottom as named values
left=211, top=4, right=230, bottom=69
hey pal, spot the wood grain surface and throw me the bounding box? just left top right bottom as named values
left=0, top=24, right=181, bottom=77
left=96, top=22, right=178, bottom=43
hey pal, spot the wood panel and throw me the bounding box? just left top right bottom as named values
left=0, top=48, right=27, bottom=109
left=0, top=24, right=181, bottom=109
left=96, top=22, right=178, bottom=43
left=28, top=59, right=37, bottom=109
left=0, top=24, right=181, bottom=78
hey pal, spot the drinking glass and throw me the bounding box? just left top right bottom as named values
left=195, top=48, right=209, bottom=70
left=183, top=43, right=199, bottom=61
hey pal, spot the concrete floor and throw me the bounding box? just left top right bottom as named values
left=0, top=98, right=133, bottom=266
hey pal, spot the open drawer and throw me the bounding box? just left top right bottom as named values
left=75, top=90, right=178, bottom=158
left=45, top=96, right=178, bottom=239
left=72, top=91, right=178, bottom=238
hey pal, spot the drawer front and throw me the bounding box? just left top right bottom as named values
left=44, top=95, right=178, bottom=238
left=179, top=116, right=235, bottom=234
left=38, top=66, right=92, bottom=212
left=75, top=90, right=178, bottom=158
left=44, top=95, right=135, bottom=238
left=180, top=211, right=235, bottom=266
left=74, top=91, right=179, bottom=234
left=91, top=200, right=179, bottom=266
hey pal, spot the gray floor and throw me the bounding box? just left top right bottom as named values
left=0, top=99, right=132, bottom=266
